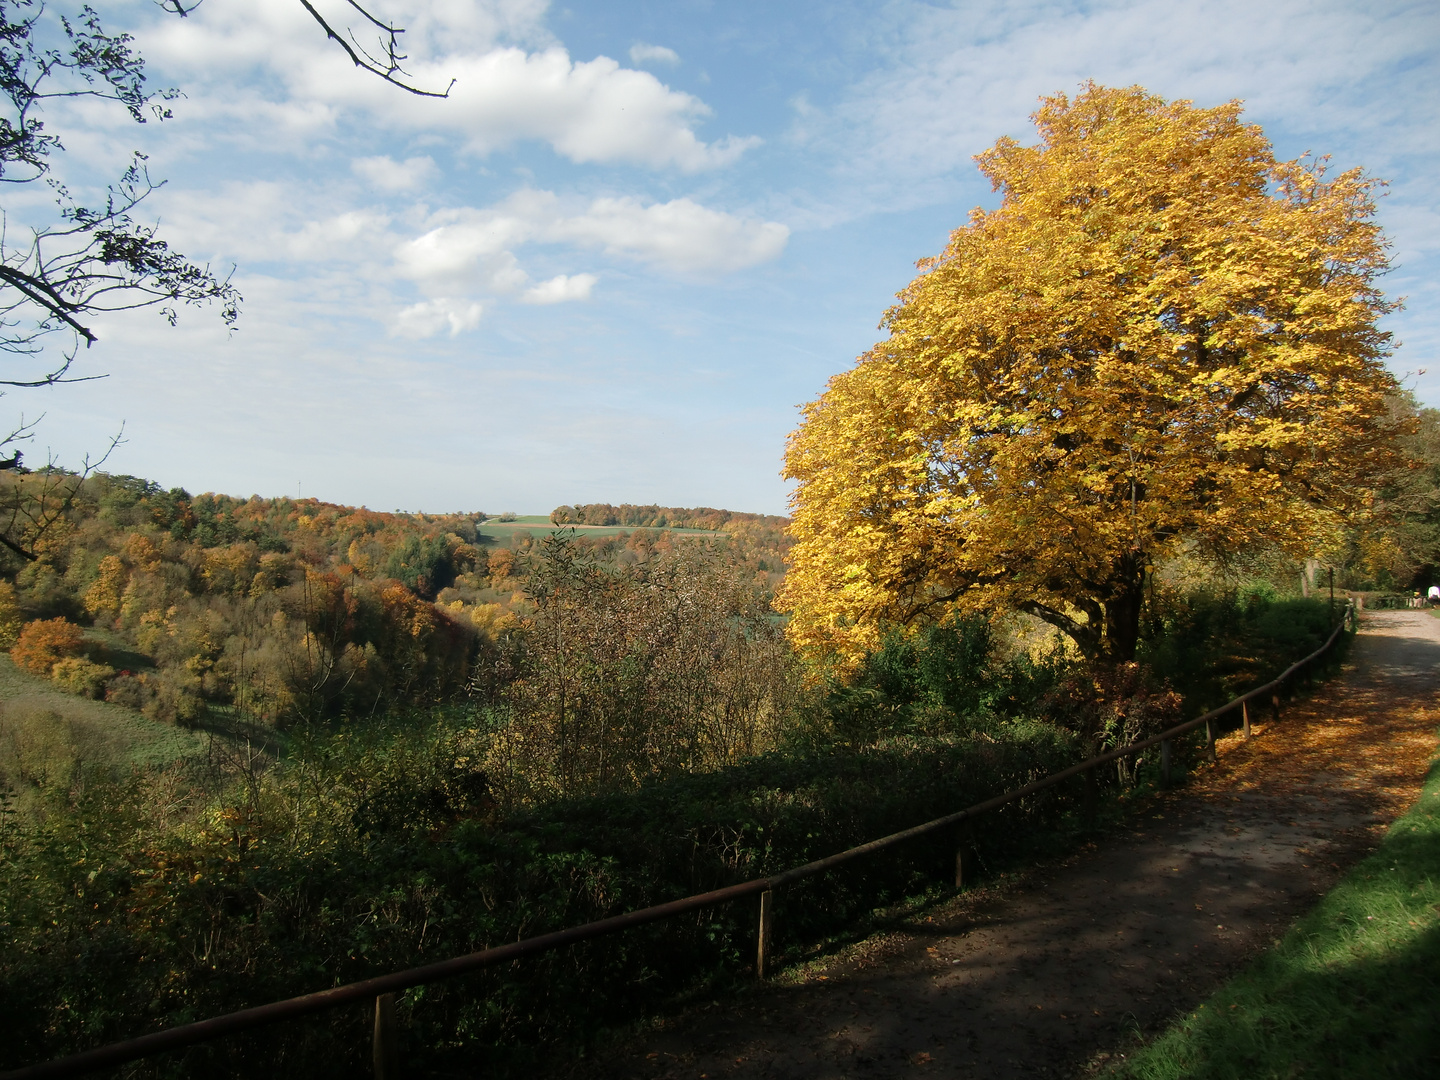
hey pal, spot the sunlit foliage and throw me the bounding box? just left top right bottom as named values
left=779, top=84, right=1402, bottom=671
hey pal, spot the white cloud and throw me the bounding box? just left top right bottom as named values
left=629, top=43, right=680, bottom=66
left=391, top=189, right=789, bottom=285
left=138, top=4, right=756, bottom=173
left=388, top=47, right=760, bottom=171
left=352, top=155, right=440, bottom=192
left=154, top=181, right=397, bottom=265
left=393, top=216, right=533, bottom=291
left=395, top=0, right=556, bottom=58
left=391, top=297, right=485, bottom=339
left=554, top=197, right=790, bottom=274
left=140, top=0, right=551, bottom=75
left=522, top=273, right=597, bottom=304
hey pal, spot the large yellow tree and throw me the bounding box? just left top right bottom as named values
left=779, top=84, right=1401, bottom=670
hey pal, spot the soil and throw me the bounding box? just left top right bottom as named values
left=563, top=610, right=1440, bottom=1080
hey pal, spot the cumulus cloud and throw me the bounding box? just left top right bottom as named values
left=522, top=273, right=597, bottom=304
left=554, top=197, right=790, bottom=274
left=139, top=3, right=756, bottom=173
left=393, top=217, right=532, bottom=291
left=154, top=181, right=394, bottom=264
left=352, top=155, right=440, bottom=192
left=392, top=189, right=789, bottom=288
left=144, top=177, right=783, bottom=349
left=389, top=48, right=760, bottom=171
left=392, top=297, right=485, bottom=339
left=141, top=0, right=551, bottom=76
left=629, top=43, right=681, bottom=66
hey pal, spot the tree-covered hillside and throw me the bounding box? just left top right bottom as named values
left=0, top=471, right=790, bottom=727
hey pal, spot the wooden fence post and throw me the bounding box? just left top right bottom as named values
left=1271, top=689, right=1281, bottom=724
left=757, top=889, right=774, bottom=980
left=1204, top=717, right=1217, bottom=763
left=955, top=819, right=981, bottom=887
left=373, top=994, right=398, bottom=1080
left=1242, top=700, right=1251, bottom=739
left=1160, top=739, right=1172, bottom=787
left=1083, top=765, right=1097, bottom=830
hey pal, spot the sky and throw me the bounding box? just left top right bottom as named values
left=7, top=0, right=1438, bottom=516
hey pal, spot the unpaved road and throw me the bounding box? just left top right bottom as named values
left=571, top=610, right=1440, bottom=1079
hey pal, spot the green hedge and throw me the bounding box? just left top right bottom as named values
left=1, top=721, right=1083, bottom=1078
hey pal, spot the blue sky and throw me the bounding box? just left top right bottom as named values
left=12, top=0, right=1439, bottom=515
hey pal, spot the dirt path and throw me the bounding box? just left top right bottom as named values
left=573, top=611, right=1440, bottom=1080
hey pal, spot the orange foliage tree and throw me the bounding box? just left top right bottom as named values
left=12, top=617, right=85, bottom=676
left=780, top=85, right=1402, bottom=672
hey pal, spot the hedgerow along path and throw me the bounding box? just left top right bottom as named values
left=573, top=610, right=1440, bottom=1080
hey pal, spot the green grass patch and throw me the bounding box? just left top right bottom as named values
left=0, top=653, right=205, bottom=777
left=1112, top=742, right=1440, bottom=1080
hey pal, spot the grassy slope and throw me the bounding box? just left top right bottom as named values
left=1113, top=742, right=1440, bottom=1080
left=0, top=653, right=206, bottom=773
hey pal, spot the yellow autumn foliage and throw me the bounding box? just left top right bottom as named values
left=83, top=555, right=128, bottom=620
left=0, top=580, right=21, bottom=648
left=779, top=84, right=1402, bottom=672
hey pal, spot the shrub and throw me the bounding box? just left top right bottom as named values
left=813, top=617, right=1069, bottom=745
left=491, top=534, right=798, bottom=803
left=142, top=667, right=207, bottom=726
left=10, top=617, right=85, bottom=676
left=50, top=658, right=116, bottom=699
left=102, top=671, right=153, bottom=710
left=0, top=580, right=21, bottom=648
left=1139, top=590, right=1337, bottom=713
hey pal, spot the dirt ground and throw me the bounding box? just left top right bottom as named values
left=565, top=610, right=1440, bottom=1080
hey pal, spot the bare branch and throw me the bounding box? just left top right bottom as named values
left=296, top=0, right=453, bottom=98
left=0, top=421, right=123, bottom=561
left=160, top=0, right=453, bottom=98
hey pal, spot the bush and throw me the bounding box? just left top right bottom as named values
left=490, top=535, right=798, bottom=804
left=0, top=580, right=22, bottom=648
left=813, top=616, right=1069, bottom=745
left=49, top=658, right=116, bottom=699
left=1139, top=590, right=1338, bottom=714
left=103, top=671, right=154, bottom=710
left=142, top=667, right=207, bottom=726
left=10, top=617, right=84, bottom=676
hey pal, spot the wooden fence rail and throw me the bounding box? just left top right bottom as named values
left=2, top=610, right=1354, bottom=1080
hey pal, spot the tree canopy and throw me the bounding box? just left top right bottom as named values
left=778, top=84, right=1403, bottom=671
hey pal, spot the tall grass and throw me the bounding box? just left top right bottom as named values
left=0, top=654, right=206, bottom=818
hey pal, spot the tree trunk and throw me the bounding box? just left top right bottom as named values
left=1102, top=554, right=1146, bottom=664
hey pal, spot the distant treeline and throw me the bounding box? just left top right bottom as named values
left=548, top=503, right=789, bottom=531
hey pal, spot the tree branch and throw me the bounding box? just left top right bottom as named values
left=161, top=0, right=454, bottom=98
left=1017, top=598, right=1101, bottom=657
